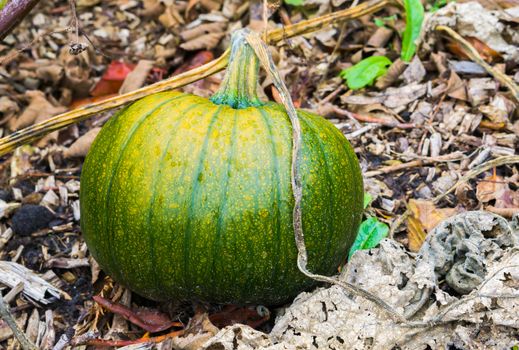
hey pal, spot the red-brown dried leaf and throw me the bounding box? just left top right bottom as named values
left=90, top=61, right=136, bottom=97
left=446, top=37, right=502, bottom=63
left=476, top=173, right=519, bottom=209
left=93, top=295, right=182, bottom=333
left=209, top=305, right=270, bottom=329
left=70, top=93, right=119, bottom=109
left=173, top=50, right=214, bottom=75
left=148, top=67, right=167, bottom=84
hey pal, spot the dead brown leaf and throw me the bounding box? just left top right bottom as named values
left=140, top=0, right=165, bottom=18
left=186, top=0, right=200, bottom=19
left=476, top=173, right=519, bottom=209
left=402, top=56, right=426, bottom=84
left=63, top=127, right=101, bottom=158
left=409, top=199, right=458, bottom=232
left=367, top=26, right=393, bottom=48
left=447, top=36, right=502, bottom=63
left=159, top=5, right=185, bottom=28
left=0, top=96, right=19, bottom=126
left=180, top=32, right=225, bottom=51
left=180, top=22, right=227, bottom=51
left=8, top=91, right=66, bottom=131
left=446, top=71, right=467, bottom=101
left=58, top=48, right=93, bottom=97
left=407, top=216, right=427, bottom=252
left=36, top=64, right=64, bottom=86
left=119, top=60, right=154, bottom=94
left=407, top=199, right=459, bottom=251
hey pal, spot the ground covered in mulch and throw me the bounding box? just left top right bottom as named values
left=0, top=0, right=518, bottom=348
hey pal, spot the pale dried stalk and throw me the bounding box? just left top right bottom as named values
left=266, top=0, right=388, bottom=43
left=435, top=25, right=519, bottom=104
left=0, top=293, right=38, bottom=350
left=0, top=0, right=389, bottom=157
left=365, top=152, right=464, bottom=177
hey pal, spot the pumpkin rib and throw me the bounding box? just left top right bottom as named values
left=211, top=109, right=239, bottom=295
left=270, top=106, right=294, bottom=292
left=112, top=95, right=191, bottom=290
left=182, top=106, right=223, bottom=291
left=298, top=114, right=335, bottom=270
left=255, top=111, right=272, bottom=297
left=315, top=113, right=364, bottom=258
left=157, top=99, right=215, bottom=295
left=242, top=109, right=271, bottom=298
left=79, top=104, right=130, bottom=272
left=145, top=102, right=203, bottom=296
left=257, top=108, right=284, bottom=288
left=104, top=94, right=187, bottom=283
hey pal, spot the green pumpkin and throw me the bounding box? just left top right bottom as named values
left=80, top=30, right=363, bottom=305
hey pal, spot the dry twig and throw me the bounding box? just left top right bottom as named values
left=0, top=293, right=38, bottom=350
left=333, top=106, right=416, bottom=129
left=365, top=152, right=468, bottom=177
left=432, top=155, right=519, bottom=204
left=435, top=25, right=519, bottom=104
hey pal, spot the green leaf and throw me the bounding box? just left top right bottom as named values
left=0, top=0, right=7, bottom=10
left=430, top=0, right=449, bottom=12
left=284, top=0, right=304, bottom=6
left=363, top=192, right=373, bottom=209
left=374, top=18, right=385, bottom=27
left=339, top=56, right=392, bottom=90
left=374, top=14, right=397, bottom=28
left=348, top=217, right=389, bottom=260
left=401, top=0, right=425, bottom=62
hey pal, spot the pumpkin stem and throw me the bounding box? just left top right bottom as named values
left=211, top=29, right=264, bottom=109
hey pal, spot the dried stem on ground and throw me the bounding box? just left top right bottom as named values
left=432, top=155, right=519, bottom=204
left=0, top=0, right=389, bottom=157
left=332, top=106, right=416, bottom=129
left=0, top=293, right=38, bottom=350
left=435, top=25, right=519, bottom=104
left=365, top=153, right=464, bottom=177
